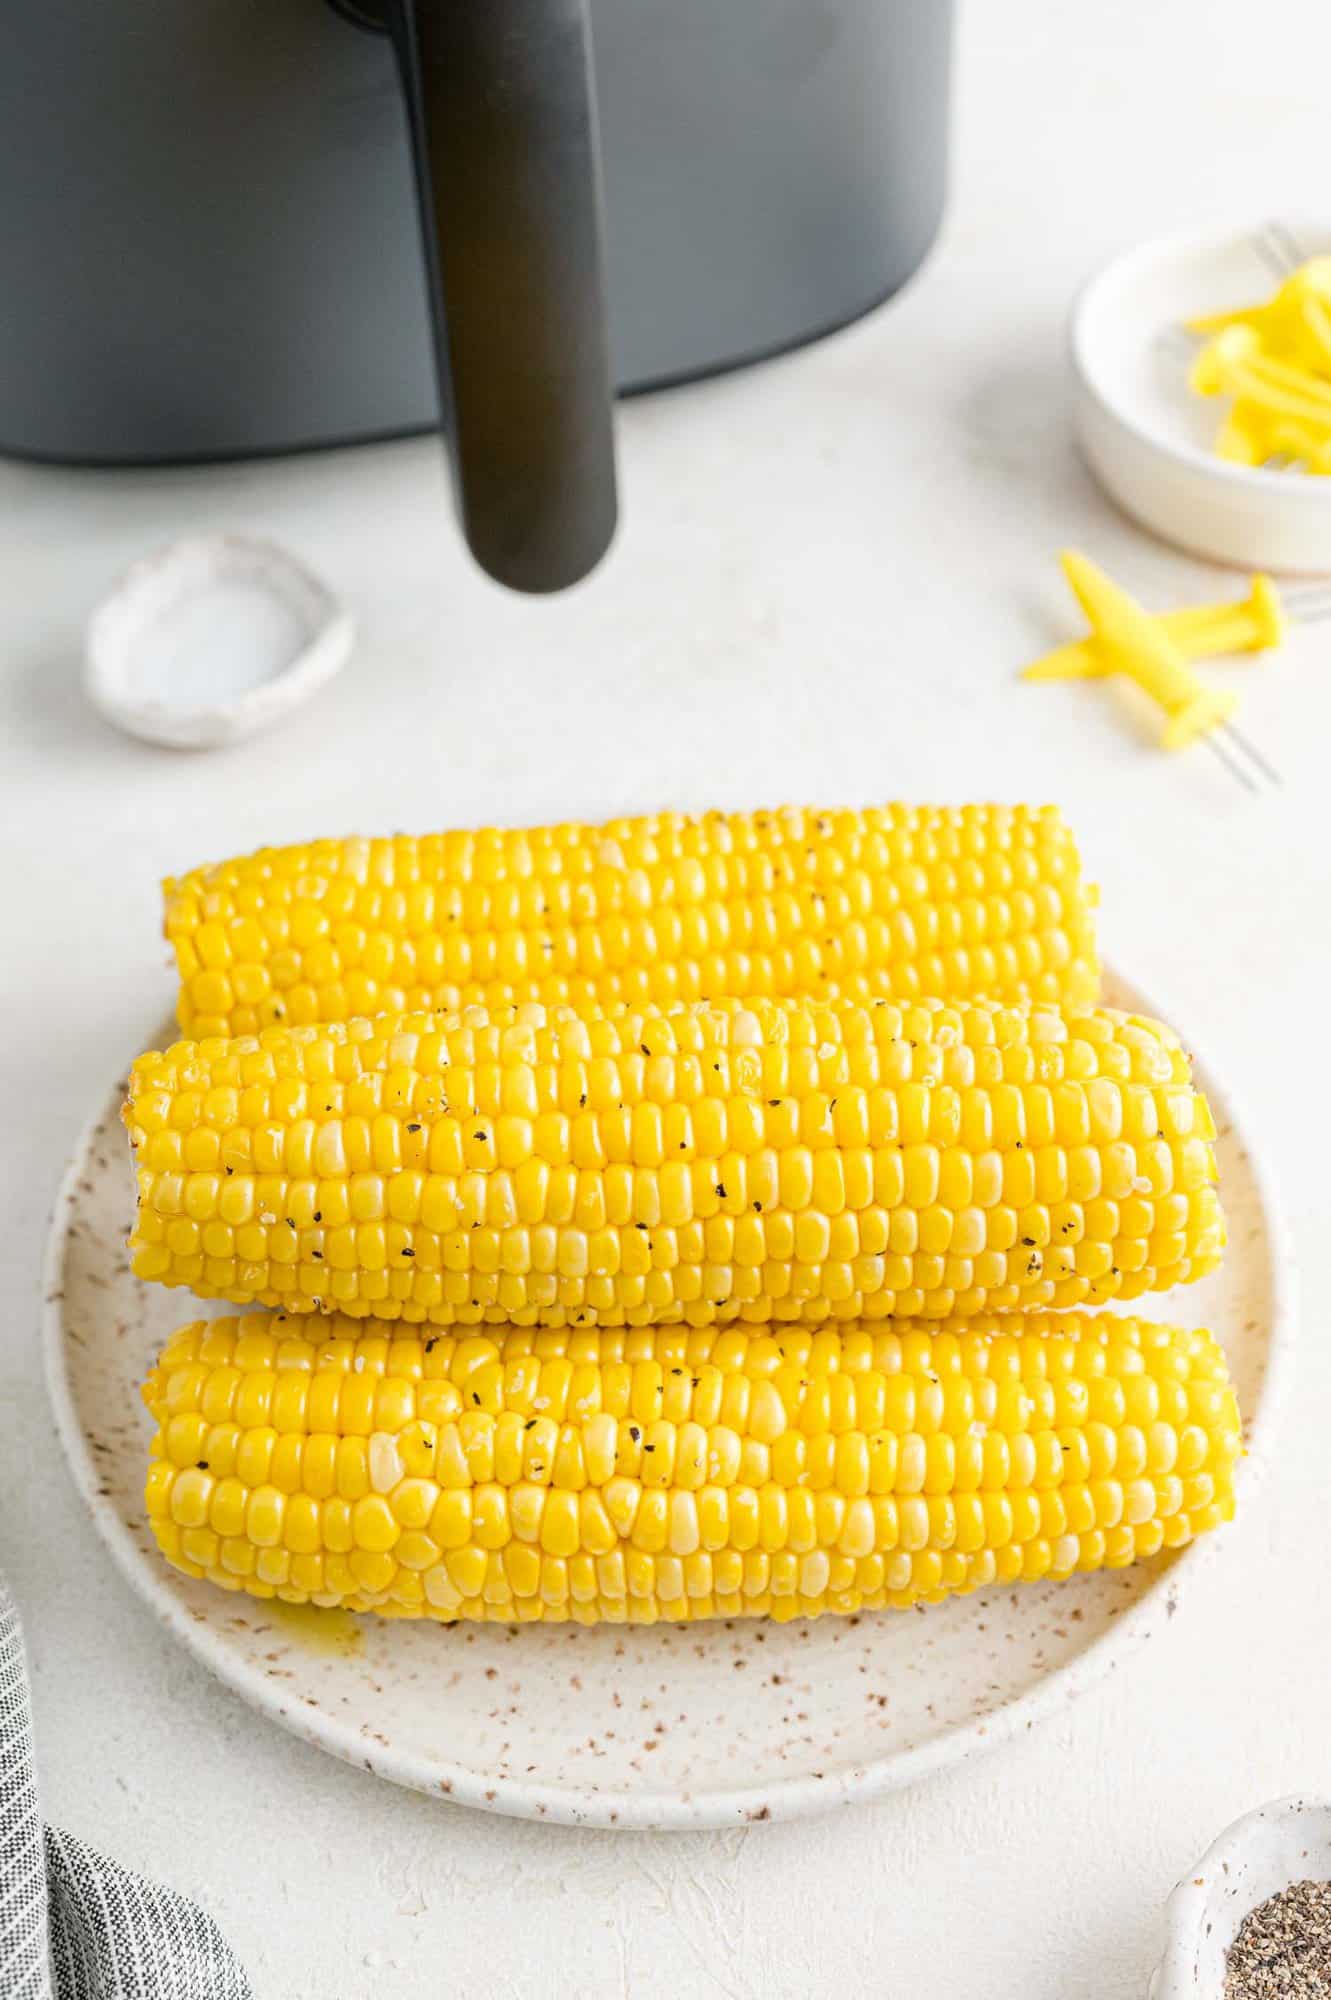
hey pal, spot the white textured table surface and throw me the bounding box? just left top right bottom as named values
left=4, top=5, right=1330, bottom=1994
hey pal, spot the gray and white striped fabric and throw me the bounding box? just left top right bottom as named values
left=0, top=1572, right=251, bottom=1999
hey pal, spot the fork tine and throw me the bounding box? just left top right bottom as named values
left=1219, top=720, right=1282, bottom=788
left=1268, top=220, right=1311, bottom=271
left=1203, top=729, right=1262, bottom=793
left=1254, top=227, right=1295, bottom=282
left=1283, top=584, right=1331, bottom=617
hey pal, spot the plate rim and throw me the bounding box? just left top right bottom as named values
left=41, top=978, right=1298, bottom=1831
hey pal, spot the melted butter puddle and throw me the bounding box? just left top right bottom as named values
left=266, top=1602, right=365, bottom=1657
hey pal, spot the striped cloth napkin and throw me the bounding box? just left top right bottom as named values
left=0, top=1571, right=251, bottom=1998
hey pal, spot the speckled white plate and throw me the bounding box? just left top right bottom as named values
left=42, top=974, right=1294, bottom=1831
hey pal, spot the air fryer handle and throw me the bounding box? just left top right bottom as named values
left=388, top=0, right=618, bottom=593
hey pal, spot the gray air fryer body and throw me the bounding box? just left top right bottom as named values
left=0, top=1, right=953, bottom=587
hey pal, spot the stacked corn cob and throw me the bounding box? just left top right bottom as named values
left=145, top=1314, right=1237, bottom=1625
left=125, top=802, right=1239, bottom=1630
left=162, top=802, right=1100, bottom=1036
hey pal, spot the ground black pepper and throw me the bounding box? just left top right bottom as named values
left=1225, top=1879, right=1331, bottom=1997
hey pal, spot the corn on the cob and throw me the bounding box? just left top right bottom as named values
left=123, top=995, right=1224, bottom=1328
left=142, top=1312, right=1241, bottom=1625
left=163, top=803, right=1099, bottom=1039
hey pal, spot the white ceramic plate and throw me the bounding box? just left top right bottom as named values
left=1070, top=218, right=1331, bottom=571
left=42, top=974, right=1294, bottom=1831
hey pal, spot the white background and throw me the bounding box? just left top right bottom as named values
left=3, top=4, right=1330, bottom=1994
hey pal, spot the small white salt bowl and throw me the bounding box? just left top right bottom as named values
left=1071, top=219, right=1331, bottom=573
left=1150, top=1795, right=1331, bottom=1997
left=84, top=534, right=354, bottom=749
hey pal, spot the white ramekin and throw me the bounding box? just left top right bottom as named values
left=1071, top=220, right=1331, bottom=573
left=1151, top=1795, right=1331, bottom=1997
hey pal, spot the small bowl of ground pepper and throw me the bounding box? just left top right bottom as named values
left=1151, top=1796, right=1331, bottom=1997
